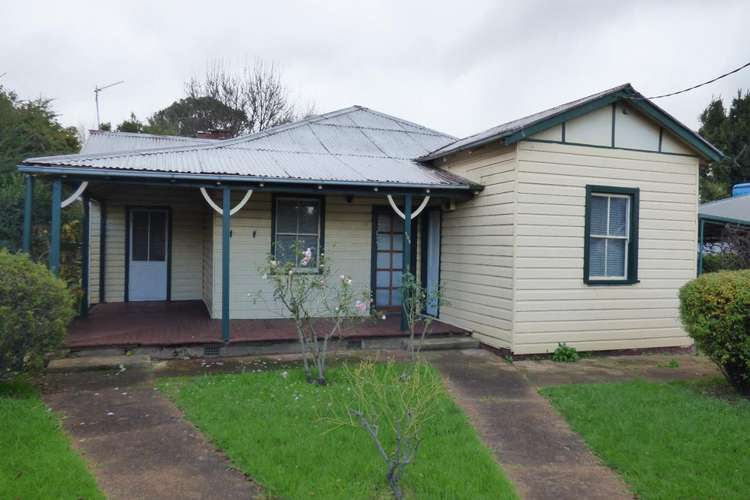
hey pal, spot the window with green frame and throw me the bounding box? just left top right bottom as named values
left=271, top=196, right=324, bottom=270
left=584, top=185, right=639, bottom=285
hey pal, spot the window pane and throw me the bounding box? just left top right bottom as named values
left=392, top=217, right=403, bottom=232
left=391, top=288, right=401, bottom=305
left=589, top=238, right=605, bottom=277
left=609, top=197, right=628, bottom=236
left=590, top=196, right=607, bottom=235
left=298, top=236, right=319, bottom=268
left=375, top=289, right=390, bottom=306
left=149, top=212, right=166, bottom=262
left=298, top=201, right=319, bottom=234
left=392, top=271, right=403, bottom=287
left=376, top=271, right=390, bottom=287
left=131, top=212, right=149, bottom=261
left=275, top=235, right=297, bottom=265
left=607, top=238, right=626, bottom=277
left=276, top=200, right=298, bottom=233
left=391, top=252, right=403, bottom=269
left=377, top=214, right=391, bottom=232
left=392, top=234, right=403, bottom=251
left=376, top=252, right=390, bottom=269
left=376, top=233, right=391, bottom=250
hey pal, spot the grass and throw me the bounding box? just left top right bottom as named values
left=0, top=379, right=103, bottom=499
left=158, top=363, right=516, bottom=499
left=541, top=379, right=750, bottom=499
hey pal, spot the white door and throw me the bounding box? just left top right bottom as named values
left=425, top=209, right=441, bottom=316
left=128, top=209, right=168, bottom=301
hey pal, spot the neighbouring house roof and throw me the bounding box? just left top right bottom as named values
left=81, top=130, right=215, bottom=154
left=420, top=83, right=724, bottom=162
left=21, top=106, right=472, bottom=190
left=699, top=195, right=750, bottom=226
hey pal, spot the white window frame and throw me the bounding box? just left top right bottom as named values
left=273, top=196, right=322, bottom=271
left=588, top=193, right=630, bottom=281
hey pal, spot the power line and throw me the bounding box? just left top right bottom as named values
left=632, top=60, right=750, bottom=100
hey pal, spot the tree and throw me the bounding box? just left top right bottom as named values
left=145, top=96, right=247, bottom=137
left=256, top=243, right=374, bottom=385
left=187, top=60, right=308, bottom=135
left=0, top=85, right=81, bottom=256
left=699, top=91, right=750, bottom=201
left=332, top=360, right=442, bottom=500
left=116, top=112, right=144, bottom=133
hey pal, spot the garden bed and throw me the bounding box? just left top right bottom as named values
left=158, top=363, right=517, bottom=499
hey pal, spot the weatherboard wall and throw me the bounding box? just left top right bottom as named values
left=101, top=187, right=206, bottom=303
left=512, top=140, right=700, bottom=354
left=210, top=193, right=377, bottom=319
left=435, top=143, right=517, bottom=350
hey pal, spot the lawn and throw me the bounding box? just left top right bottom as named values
left=159, top=363, right=517, bottom=499
left=0, top=379, right=103, bottom=499
left=541, top=379, right=750, bottom=500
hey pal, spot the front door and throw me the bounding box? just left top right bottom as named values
left=128, top=208, right=168, bottom=301
left=373, top=211, right=405, bottom=310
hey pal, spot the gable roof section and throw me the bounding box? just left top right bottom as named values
left=699, top=195, right=750, bottom=226
left=21, top=107, right=471, bottom=189
left=81, top=130, right=215, bottom=154
left=421, top=84, right=724, bottom=162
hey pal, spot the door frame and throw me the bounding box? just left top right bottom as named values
left=420, top=208, right=442, bottom=318
left=370, top=206, right=418, bottom=313
left=124, top=205, right=173, bottom=302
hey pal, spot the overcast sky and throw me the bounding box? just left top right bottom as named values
left=2, top=0, right=749, bottom=139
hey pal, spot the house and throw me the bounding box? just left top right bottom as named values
left=698, top=188, right=750, bottom=273
left=18, top=83, right=723, bottom=356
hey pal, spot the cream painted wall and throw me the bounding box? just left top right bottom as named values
left=210, top=193, right=377, bottom=319
left=101, top=186, right=206, bottom=303
left=565, top=106, right=612, bottom=146
left=512, top=140, right=699, bottom=354
left=529, top=102, right=698, bottom=157
left=433, top=143, right=516, bottom=350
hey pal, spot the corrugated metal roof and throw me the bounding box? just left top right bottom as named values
left=421, top=83, right=723, bottom=161
left=80, top=130, right=215, bottom=154
left=24, top=106, right=470, bottom=188
left=700, top=195, right=750, bottom=225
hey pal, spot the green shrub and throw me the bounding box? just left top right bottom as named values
left=702, top=253, right=747, bottom=273
left=0, top=250, right=74, bottom=376
left=679, top=270, right=750, bottom=395
left=552, top=343, right=580, bottom=362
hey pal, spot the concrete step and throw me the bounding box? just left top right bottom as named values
left=47, top=355, right=152, bottom=373
left=402, top=336, right=480, bottom=351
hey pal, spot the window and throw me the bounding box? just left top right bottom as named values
left=272, top=197, right=323, bottom=269
left=584, top=185, right=639, bottom=284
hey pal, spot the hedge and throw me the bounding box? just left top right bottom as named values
left=0, top=250, right=74, bottom=376
left=679, top=270, right=750, bottom=395
left=702, top=253, right=747, bottom=273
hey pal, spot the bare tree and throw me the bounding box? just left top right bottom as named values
left=187, top=60, right=306, bottom=135
left=723, top=224, right=750, bottom=267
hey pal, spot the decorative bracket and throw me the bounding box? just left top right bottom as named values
left=386, top=194, right=430, bottom=220
left=200, top=188, right=253, bottom=216
left=61, top=181, right=88, bottom=208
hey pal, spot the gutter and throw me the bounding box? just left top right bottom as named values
left=17, top=164, right=483, bottom=197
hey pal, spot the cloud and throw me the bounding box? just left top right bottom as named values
left=1, top=0, right=748, bottom=138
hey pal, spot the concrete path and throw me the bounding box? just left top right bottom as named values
left=429, top=350, right=633, bottom=500
left=42, top=367, right=261, bottom=500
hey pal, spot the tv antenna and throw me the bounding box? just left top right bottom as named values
left=94, top=80, right=124, bottom=128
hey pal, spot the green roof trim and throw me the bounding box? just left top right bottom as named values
left=502, top=93, right=621, bottom=145
left=423, top=84, right=724, bottom=163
